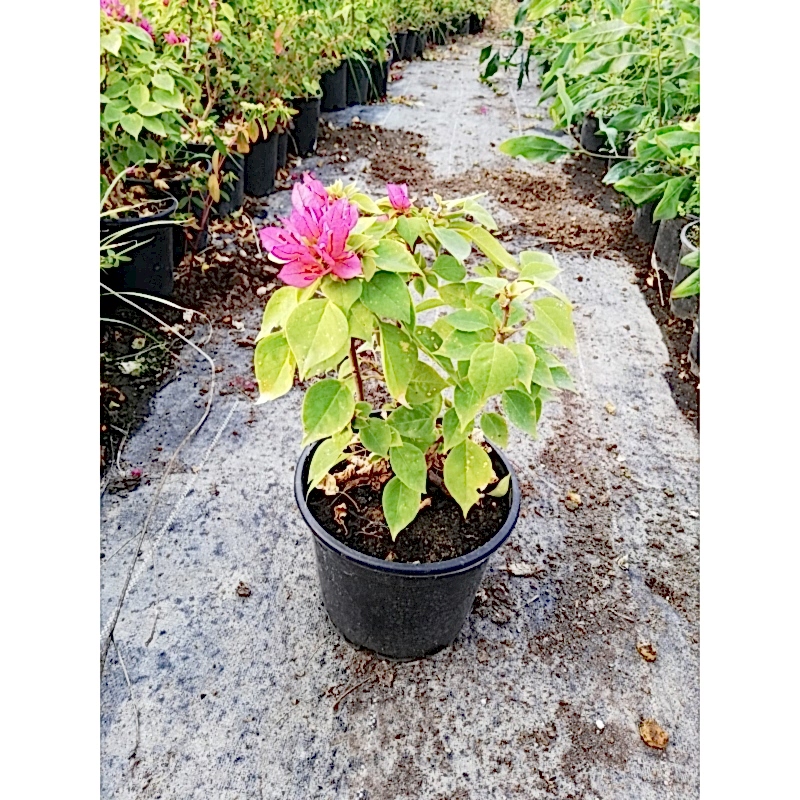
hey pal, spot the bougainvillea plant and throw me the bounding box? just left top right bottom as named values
left=253, top=175, right=576, bottom=539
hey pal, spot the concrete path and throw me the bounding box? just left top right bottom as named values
left=101, top=37, right=699, bottom=800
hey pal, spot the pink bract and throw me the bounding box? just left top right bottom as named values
left=386, top=183, right=411, bottom=211
left=164, top=30, right=179, bottom=45
left=259, top=176, right=362, bottom=288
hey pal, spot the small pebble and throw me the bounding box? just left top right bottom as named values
left=596, top=719, right=605, bottom=731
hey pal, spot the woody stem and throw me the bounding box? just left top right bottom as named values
left=349, top=339, right=364, bottom=402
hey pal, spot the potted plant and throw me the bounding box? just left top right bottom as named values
left=253, top=174, right=577, bottom=659
left=670, top=219, right=699, bottom=321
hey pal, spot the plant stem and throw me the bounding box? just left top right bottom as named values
left=349, top=339, right=365, bottom=402
left=655, top=0, right=663, bottom=127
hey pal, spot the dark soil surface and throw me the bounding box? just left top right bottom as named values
left=308, top=453, right=511, bottom=563
left=318, top=124, right=699, bottom=428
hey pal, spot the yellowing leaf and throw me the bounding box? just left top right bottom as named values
left=443, top=439, right=496, bottom=518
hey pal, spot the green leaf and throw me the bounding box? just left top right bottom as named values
left=612, top=173, right=672, bottom=204
left=430, top=225, right=472, bottom=262
left=468, top=342, right=519, bottom=401
left=499, top=135, right=573, bottom=163
left=550, top=366, right=577, bottom=392
left=436, top=329, right=490, bottom=362
left=382, top=477, right=421, bottom=540
left=406, top=361, right=448, bottom=405
left=372, top=239, right=418, bottom=273
left=609, top=105, right=650, bottom=131
left=389, top=404, right=437, bottom=441
left=526, top=298, right=576, bottom=350
left=525, top=0, right=564, bottom=21
left=141, top=116, right=166, bottom=136
left=102, top=99, right=128, bottom=124
left=623, top=0, right=652, bottom=25
left=350, top=192, right=381, bottom=214
left=481, top=412, right=509, bottom=448
left=445, top=309, right=496, bottom=332
left=253, top=332, right=295, bottom=402
left=503, top=388, right=539, bottom=437
left=390, top=443, right=428, bottom=493
left=286, top=299, right=349, bottom=379
left=379, top=322, right=418, bottom=402
left=444, top=440, right=496, bottom=518
left=127, top=83, right=150, bottom=110
left=302, top=379, right=355, bottom=446
left=416, top=298, right=445, bottom=313
left=431, top=254, right=466, bottom=282
left=488, top=474, right=511, bottom=498
left=119, top=113, right=143, bottom=138
left=518, top=250, right=560, bottom=282
left=137, top=100, right=168, bottom=117
left=361, top=271, right=412, bottom=323
left=355, top=402, right=372, bottom=418
left=256, top=287, right=299, bottom=340
left=681, top=250, right=700, bottom=269
left=100, top=29, right=122, bottom=55
left=396, top=216, right=428, bottom=248
left=653, top=176, right=691, bottom=221
left=321, top=275, right=363, bottom=311
left=306, top=427, right=352, bottom=493
left=415, top=326, right=443, bottom=355
left=152, top=73, right=175, bottom=92
left=442, top=407, right=467, bottom=452
left=508, top=343, right=537, bottom=391
left=563, top=20, right=633, bottom=43
left=358, top=416, right=393, bottom=456
left=454, top=381, right=483, bottom=431
left=671, top=269, right=699, bottom=298
left=464, top=227, right=519, bottom=271
left=152, top=88, right=184, bottom=110
left=348, top=300, right=374, bottom=341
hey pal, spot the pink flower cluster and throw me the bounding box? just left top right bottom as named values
left=386, top=183, right=411, bottom=211
left=100, top=0, right=154, bottom=38
left=164, top=30, right=189, bottom=45
left=259, top=175, right=362, bottom=287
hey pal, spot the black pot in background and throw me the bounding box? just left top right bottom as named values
left=185, top=144, right=245, bottom=218
left=403, top=31, right=419, bottom=61
left=458, top=17, right=471, bottom=35
left=369, top=60, right=389, bottom=102
left=277, top=130, right=289, bottom=169
left=295, top=440, right=520, bottom=660
left=469, top=14, right=485, bottom=34
left=580, top=115, right=606, bottom=153
left=390, top=32, right=408, bottom=62
left=653, top=215, right=691, bottom=280
left=101, top=187, right=178, bottom=298
left=689, top=319, right=699, bottom=377
left=428, top=23, right=446, bottom=45
left=632, top=201, right=659, bottom=244
left=346, top=59, right=370, bottom=106
left=289, top=97, right=320, bottom=157
left=670, top=219, right=700, bottom=321
left=321, top=63, right=347, bottom=112
left=244, top=134, right=279, bottom=198
left=414, top=30, right=425, bottom=58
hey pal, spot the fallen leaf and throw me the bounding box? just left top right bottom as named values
left=565, top=491, right=582, bottom=511
left=639, top=719, right=668, bottom=749
left=131, top=337, right=146, bottom=350
left=506, top=562, right=540, bottom=577
left=321, top=473, right=338, bottom=495
left=333, top=503, right=347, bottom=525
left=236, top=581, right=251, bottom=598
left=605, top=401, right=617, bottom=415
left=637, top=641, right=657, bottom=662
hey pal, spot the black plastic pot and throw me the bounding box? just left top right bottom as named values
left=580, top=115, right=606, bottom=153
left=184, top=144, right=245, bottom=218
left=369, top=60, right=389, bottom=102
left=289, top=97, right=321, bottom=157
left=414, top=30, right=425, bottom=58
left=321, top=63, right=347, bottom=112
left=632, top=201, right=659, bottom=244
left=653, top=215, right=691, bottom=280
left=390, top=32, right=408, bottom=63
left=469, top=14, right=485, bottom=35
left=670, top=219, right=699, bottom=321
left=277, top=130, right=289, bottom=169
left=458, top=17, right=471, bottom=35
left=100, top=187, right=178, bottom=298
left=346, top=58, right=370, bottom=106
left=403, top=31, right=420, bottom=61
left=689, top=319, right=699, bottom=377
left=244, top=135, right=279, bottom=198
left=294, top=440, right=520, bottom=660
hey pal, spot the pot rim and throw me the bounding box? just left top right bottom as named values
left=100, top=185, right=178, bottom=229
left=680, top=218, right=699, bottom=252
left=295, top=438, right=521, bottom=577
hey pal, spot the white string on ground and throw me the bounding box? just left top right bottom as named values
left=100, top=398, right=241, bottom=648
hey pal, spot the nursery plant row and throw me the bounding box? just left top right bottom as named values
left=481, top=0, right=699, bottom=375
left=100, top=0, right=490, bottom=298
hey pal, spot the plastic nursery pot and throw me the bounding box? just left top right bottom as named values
left=689, top=318, right=700, bottom=377
left=414, top=30, right=425, bottom=58
left=289, top=96, right=321, bottom=157
left=653, top=215, right=692, bottom=280
left=632, top=201, right=660, bottom=245
left=458, top=17, right=472, bottom=35
left=186, top=144, right=246, bottom=218
left=390, top=32, right=408, bottom=63
left=244, top=134, right=279, bottom=198
left=294, top=440, right=521, bottom=661
left=100, top=186, right=178, bottom=298
left=670, top=219, right=700, bottom=321
left=580, top=115, right=606, bottom=154
left=369, top=60, right=389, bottom=102
left=469, top=14, right=485, bottom=35
left=346, top=58, right=370, bottom=106
left=320, top=63, right=348, bottom=112
left=277, top=130, right=289, bottom=169
left=402, top=31, right=420, bottom=61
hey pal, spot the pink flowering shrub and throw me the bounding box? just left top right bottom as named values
left=100, top=0, right=153, bottom=38
left=253, top=177, right=577, bottom=539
